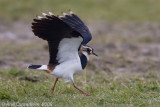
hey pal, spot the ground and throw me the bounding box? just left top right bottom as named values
left=0, top=0, right=160, bottom=106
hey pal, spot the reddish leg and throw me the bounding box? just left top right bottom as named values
left=51, top=78, right=58, bottom=93
left=73, top=83, right=90, bottom=96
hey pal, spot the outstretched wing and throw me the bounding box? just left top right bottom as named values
left=32, top=13, right=73, bottom=41
left=59, top=10, right=92, bottom=45
left=32, top=12, right=83, bottom=66
left=31, top=11, right=92, bottom=66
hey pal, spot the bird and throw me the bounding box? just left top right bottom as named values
left=28, top=10, right=97, bottom=96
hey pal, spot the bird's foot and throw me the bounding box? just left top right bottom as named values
left=50, top=88, right=54, bottom=93
left=81, top=91, right=91, bottom=96
left=73, top=83, right=91, bottom=96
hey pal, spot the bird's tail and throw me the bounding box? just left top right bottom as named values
left=28, top=64, right=53, bottom=73
left=28, top=64, right=47, bottom=70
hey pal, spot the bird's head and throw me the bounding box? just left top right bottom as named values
left=80, top=45, right=98, bottom=58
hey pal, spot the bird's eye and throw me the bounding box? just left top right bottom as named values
left=87, top=48, right=90, bottom=52
left=86, top=48, right=92, bottom=54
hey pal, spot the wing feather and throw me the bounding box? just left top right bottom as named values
left=31, top=11, right=91, bottom=66
left=59, top=11, right=92, bottom=44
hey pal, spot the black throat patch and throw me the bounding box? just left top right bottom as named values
left=80, top=54, right=88, bottom=69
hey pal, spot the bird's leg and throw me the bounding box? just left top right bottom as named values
left=73, top=83, right=90, bottom=96
left=51, top=78, right=58, bottom=93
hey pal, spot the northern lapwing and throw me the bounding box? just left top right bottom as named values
left=28, top=10, right=97, bottom=96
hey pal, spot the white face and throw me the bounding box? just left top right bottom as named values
left=80, top=45, right=92, bottom=61
left=81, top=45, right=93, bottom=55
left=80, top=45, right=98, bottom=60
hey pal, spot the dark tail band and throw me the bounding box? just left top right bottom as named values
left=28, top=65, right=42, bottom=69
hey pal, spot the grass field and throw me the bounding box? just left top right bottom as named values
left=0, top=0, right=160, bottom=106
left=0, top=69, right=160, bottom=106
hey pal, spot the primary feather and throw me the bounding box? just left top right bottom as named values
left=32, top=10, right=92, bottom=67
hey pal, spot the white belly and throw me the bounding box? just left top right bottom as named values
left=50, top=37, right=83, bottom=82
left=51, top=59, right=83, bottom=82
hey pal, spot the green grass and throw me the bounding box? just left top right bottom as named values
left=1, top=0, right=160, bottom=22
left=0, top=68, right=160, bottom=106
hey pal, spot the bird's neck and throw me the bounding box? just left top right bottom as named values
left=80, top=54, right=88, bottom=69
left=81, top=51, right=89, bottom=60
left=78, top=49, right=89, bottom=69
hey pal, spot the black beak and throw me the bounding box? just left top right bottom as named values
left=92, top=52, right=98, bottom=56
